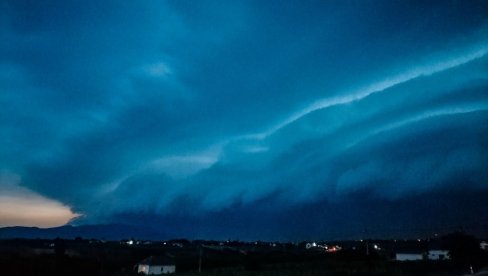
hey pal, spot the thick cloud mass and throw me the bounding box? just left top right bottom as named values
left=1, top=0, right=488, bottom=239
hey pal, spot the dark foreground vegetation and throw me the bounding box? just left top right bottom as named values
left=0, top=232, right=487, bottom=276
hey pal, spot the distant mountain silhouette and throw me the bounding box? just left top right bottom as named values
left=0, top=224, right=168, bottom=240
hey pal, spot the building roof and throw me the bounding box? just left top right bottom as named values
left=138, top=256, right=175, bottom=266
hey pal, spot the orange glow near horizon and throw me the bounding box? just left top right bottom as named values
left=0, top=175, right=79, bottom=228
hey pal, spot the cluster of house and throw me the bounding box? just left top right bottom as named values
left=394, top=239, right=488, bottom=261
left=131, top=239, right=488, bottom=275
left=134, top=249, right=452, bottom=275
left=395, top=249, right=450, bottom=261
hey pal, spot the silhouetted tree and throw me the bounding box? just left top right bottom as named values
left=441, top=232, right=482, bottom=265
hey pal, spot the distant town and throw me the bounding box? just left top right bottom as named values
left=1, top=231, right=487, bottom=275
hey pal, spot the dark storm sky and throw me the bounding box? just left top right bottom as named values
left=1, top=0, right=488, bottom=240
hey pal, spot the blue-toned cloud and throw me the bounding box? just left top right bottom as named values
left=1, top=0, right=488, bottom=239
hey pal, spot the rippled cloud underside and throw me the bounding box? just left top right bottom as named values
left=1, top=0, right=488, bottom=239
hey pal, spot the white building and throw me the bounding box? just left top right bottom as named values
left=427, top=250, right=450, bottom=260
left=480, top=241, right=488, bottom=251
left=396, top=250, right=450, bottom=261
left=395, top=252, right=424, bottom=261
left=137, top=256, right=176, bottom=275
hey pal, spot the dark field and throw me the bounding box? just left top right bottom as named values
left=1, top=234, right=487, bottom=276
